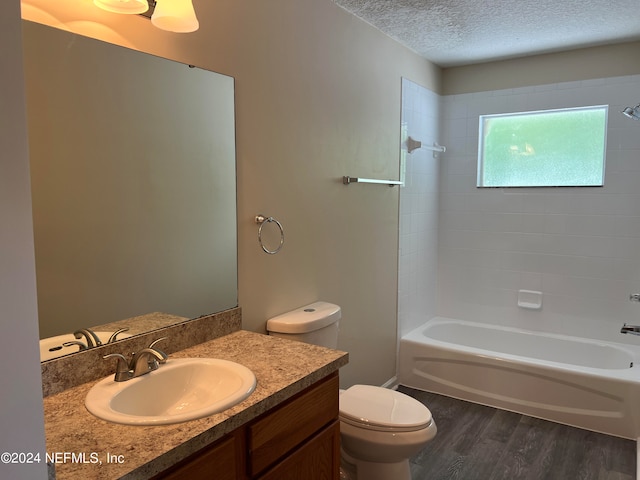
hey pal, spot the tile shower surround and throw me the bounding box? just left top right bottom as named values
left=399, top=78, right=440, bottom=337
left=399, top=74, right=640, bottom=345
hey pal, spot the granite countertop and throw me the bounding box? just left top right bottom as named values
left=43, top=330, right=348, bottom=479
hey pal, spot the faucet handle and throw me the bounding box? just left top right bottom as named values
left=103, top=353, right=133, bottom=382
left=62, top=340, right=88, bottom=351
left=148, top=337, right=168, bottom=363
left=148, top=337, right=166, bottom=348
left=131, top=348, right=165, bottom=376
left=631, top=294, right=640, bottom=302
left=107, top=328, right=130, bottom=344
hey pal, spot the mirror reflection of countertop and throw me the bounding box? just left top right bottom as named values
left=39, top=311, right=189, bottom=361
left=43, top=330, right=348, bottom=479
left=91, top=312, right=191, bottom=338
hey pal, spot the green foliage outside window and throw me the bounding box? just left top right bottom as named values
left=478, top=106, right=608, bottom=187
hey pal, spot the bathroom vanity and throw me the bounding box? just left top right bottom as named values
left=42, top=326, right=348, bottom=479
left=159, top=373, right=340, bottom=479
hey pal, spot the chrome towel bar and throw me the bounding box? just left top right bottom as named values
left=342, top=176, right=403, bottom=186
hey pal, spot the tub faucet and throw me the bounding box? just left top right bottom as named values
left=620, top=323, right=640, bottom=335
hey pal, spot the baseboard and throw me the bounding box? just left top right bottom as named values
left=381, top=376, right=399, bottom=390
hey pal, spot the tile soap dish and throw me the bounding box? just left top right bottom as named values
left=517, top=290, right=542, bottom=310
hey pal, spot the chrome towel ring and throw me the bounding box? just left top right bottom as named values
left=255, top=214, right=284, bottom=255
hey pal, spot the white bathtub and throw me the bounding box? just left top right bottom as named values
left=398, top=317, right=640, bottom=439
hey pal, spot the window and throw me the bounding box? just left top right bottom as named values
left=477, top=105, right=608, bottom=187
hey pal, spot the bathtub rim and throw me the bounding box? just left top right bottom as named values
left=403, top=316, right=640, bottom=378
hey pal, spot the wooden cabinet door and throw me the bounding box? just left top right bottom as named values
left=158, top=431, right=245, bottom=480
left=248, top=373, right=339, bottom=476
left=258, top=421, right=341, bottom=480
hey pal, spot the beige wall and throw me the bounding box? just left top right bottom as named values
left=1, top=1, right=47, bottom=478
left=21, top=0, right=440, bottom=387
left=443, top=41, right=640, bottom=95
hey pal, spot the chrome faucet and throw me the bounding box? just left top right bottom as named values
left=103, top=353, right=134, bottom=382
left=130, top=348, right=167, bottom=377
left=74, top=328, right=102, bottom=348
left=621, top=323, right=640, bottom=335
left=103, top=338, right=168, bottom=382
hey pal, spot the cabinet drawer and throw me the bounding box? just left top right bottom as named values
left=248, top=373, right=339, bottom=476
left=258, top=421, right=340, bottom=480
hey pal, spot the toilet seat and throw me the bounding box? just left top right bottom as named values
left=339, top=385, right=433, bottom=433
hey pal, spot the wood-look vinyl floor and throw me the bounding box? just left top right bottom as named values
left=398, top=386, right=636, bottom=480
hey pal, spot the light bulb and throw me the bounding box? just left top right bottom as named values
left=94, top=0, right=149, bottom=15
left=151, top=0, right=199, bottom=33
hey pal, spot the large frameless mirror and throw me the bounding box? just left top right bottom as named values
left=22, top=21, right=238, bottom=362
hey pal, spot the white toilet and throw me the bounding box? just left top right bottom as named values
left=267, top=301, right=437, bottom=480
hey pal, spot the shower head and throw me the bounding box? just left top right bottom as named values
left=622, top=104, right=640, bottom=120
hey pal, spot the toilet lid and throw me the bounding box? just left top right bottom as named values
left=339, top=385, right=433, bottom=432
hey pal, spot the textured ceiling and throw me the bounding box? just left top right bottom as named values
left=334, top=0, right=640, bottom=67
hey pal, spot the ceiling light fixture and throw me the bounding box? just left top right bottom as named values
left=622, top=104, right=640, bottom=120
left=94, top=0, right=199, bottom=33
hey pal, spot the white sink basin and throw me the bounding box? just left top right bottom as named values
left=85, top=358, right=257, bottom=425
left=39, top=331, right=132, bottom=361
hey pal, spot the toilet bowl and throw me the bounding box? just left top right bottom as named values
left=266, top=302, right=437, bottom=480
left=339, top=384, right=436, bottom=480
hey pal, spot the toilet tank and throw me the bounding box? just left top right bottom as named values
left=266, top=301, right=341, bottom=349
